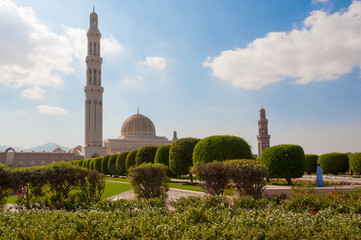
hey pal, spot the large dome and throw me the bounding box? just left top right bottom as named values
left=121, top=113, right=156, bottom=136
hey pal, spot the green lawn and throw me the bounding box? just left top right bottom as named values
left=101, top=181, right=133, bottom=199
left=5, top=182, right=133, bottom=203
left=105, top=176, right=205, bottom=192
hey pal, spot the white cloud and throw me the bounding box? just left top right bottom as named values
left=0, top=0, right=72, bottom=88
left=64, top=27, right=123, bottom=63
left=313, top=0, right=328, bottom=3
left=204, top=1, right=361, bottom=89
left=122, top=75, right=143, bottom=86
left=22, top=87, right=45, bottom=99
left=0, top=0, right=123, bottom=93
left=36, top=105, right=68, bottom=115
left=138, top=56, right=167, bottom=70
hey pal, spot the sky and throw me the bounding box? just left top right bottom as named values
left=0, top=0, right=360, bottom=155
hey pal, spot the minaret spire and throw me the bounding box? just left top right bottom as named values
left=257, top=107, right=270, bottom=157
left=82, top=9, right=106, bottom=159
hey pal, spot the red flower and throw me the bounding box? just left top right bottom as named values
left=311, top=211, right=318, bottom=214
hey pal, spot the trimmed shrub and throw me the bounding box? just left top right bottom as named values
left=154, top=145, right=174, bottom=177
left=193, top=135, right=253, bottom=164
left=318, top=152, right=349, bottom=174
left=93, top=157, right=103, bottom=173
left=78, top=170, right=105, bottom=204
left=135, top=145, right=158, bottom=166
left=116, top=151, right=129, bottom=176
left=89, top=159, right=95, bottom=170
left=128, top=163, right=169, bottom=199
left=193, top=162, right=229, bottom=196
left=169, top=138, right=200, bottom=180
left=349, top=152, right=361, bottom=173
left=260, top=144, right=305, bottom=185
left=226, top=160, right=268, bottom=199
left=154, top=145, right=171, bottom=166
left=126, top=150, right=138, bottom=172
left=108, top=154, right=119, bottom=176
left=0, top=164, right=10, bottom=206
left=101, top=155, right=111, bottom=175
left=305, top=154, right=318, bottom=175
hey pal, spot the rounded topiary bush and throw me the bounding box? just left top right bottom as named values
left=116, top=151, right=129, bottom=175
left=259, top=144, right=305, bottom=185
left=108, top=154, right=118, bottom=176
left=318, top=152, right=349, bottom=174
left=349, top=152, right=361, bottom=173
left=169, top=138, right=200, bottom=179
left=93, top=157, right=103, bottom=173
left=154, top=145, right=171, bottom=166
left=193, top=135, right=253, bottom=164
left=126, top=150, right=138, bottom=172
left=305, top=154, right=318, bottom=175
left=101, top=155, right=111, bottom=175
left=135, top=145, right=158, bottom=166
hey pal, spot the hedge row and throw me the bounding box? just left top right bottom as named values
left=193, top=160, right=268, bottom=198
left=0, top=162, right=104, bottom=210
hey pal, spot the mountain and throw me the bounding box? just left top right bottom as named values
left=0, top=142, right=71, bottom=152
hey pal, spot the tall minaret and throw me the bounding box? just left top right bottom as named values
left=82, top=9, right=106, bottom=159
left=257, top=106, right=270, bottom=157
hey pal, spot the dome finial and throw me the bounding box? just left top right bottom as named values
left=93, top=5, right=95, bottom=12
left=137, top=106, right=139, bottom=115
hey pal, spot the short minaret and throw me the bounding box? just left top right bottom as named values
left=172, top=130, right=178, bottom=141
left=82, top=9, right=106, bottom=159
left=257, top=106, right=270, bottom=157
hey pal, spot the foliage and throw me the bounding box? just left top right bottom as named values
left=226, top=159, right=268, bottom=198
left=0, top=164, right=10, bottom=207
left=169, top=138, right=200, bottom=177
left=135, top=145, right=158, bottom=166
left=126, top=150, right=138, bottom=172
left=154, top=145, right=171, bottom=166
left=318, top=152, right=349, bottom=174
left=108, top=154, right=118, bottom=176
left=5, top=163, right=105, bottom=210
left=260, top=144, right=305, bottom=185
left=193, top=162, right=229, bottom=196
left=128, top=163, right=169, bottom=199
left=348, top=152, right=361, bottom=173
left=154, top=145, right=174, bottom=177
left=193, top=135, right=253, bottom=164
left=93, top=157, right=102, bottom=173
left=116, top=151, right=129, bottom=176
left=305, top=154, right=318, bottom=174
left=2, top=191, right=361, bottom=239
left=101, top=155, right=111, bottom=175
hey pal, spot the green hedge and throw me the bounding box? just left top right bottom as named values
left=349, top=152, right=361, bottom=173
left=154, top=145, right=171, bottom=166
left=193, top=135, right=253, bottom=164
left=126, top=150, right=138, bottom=172
left=318, top=153, right=349, bottom=174
left=94, top=157, right=103, bottom=173
left=169, top=138, right=200, bottom=177
left=135, top=145, right=158, bottom=166
left=305, top=154, right=318, bottom=174
left=108, top=154, right=118, bottom=176
left=116, top=151, right=129, bottom=176
left=260, top=144, right=305, bottom=184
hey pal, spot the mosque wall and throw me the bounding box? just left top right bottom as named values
left=0, top=150, right=83, bottom=167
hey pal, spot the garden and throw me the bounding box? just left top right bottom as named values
left=1, top=135, right=361, bottom=239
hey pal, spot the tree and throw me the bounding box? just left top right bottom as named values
left=101, top=155, right=111, bottom=175
left=126, top=150, right=138, bottom=172
left=108, top=154, right=119, bottom=176
left=135, top=145, right=158, bottom=166
left=305, top=154, right=318, bottom=175
left=318, top=153, right=349, bottom=174
left=259, top=144, right=305, bottom=185
left=116, top=151, right=129, bottom=176
left=193, top=135, right=253, bottom=164
left=169, top=138, right=200, bottom=182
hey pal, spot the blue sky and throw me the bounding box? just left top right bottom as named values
left=0, top=0, right=360, bottom=155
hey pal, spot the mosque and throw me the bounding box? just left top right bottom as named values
left=0, top=10, right=270, bottom=167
